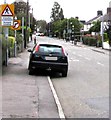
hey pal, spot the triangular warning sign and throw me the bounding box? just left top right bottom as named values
left=2, top=5, right=13, bottom=16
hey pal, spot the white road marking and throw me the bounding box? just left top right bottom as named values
left=47, top=76, right=66, bottom=119
left=97, top=62, right=104, bottom=66
left=73, top=59, right=80, bottom=62
left=84, top=57, right=91, bottom=61
left=73, top=52, right=76, bottom=54
left=69, top=58, right=80, bottom=62
left=78, top=54, right=82, bottom=57
left=83, top=48, right=90, bottom=50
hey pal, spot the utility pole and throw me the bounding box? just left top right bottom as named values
left=101, top=14, right=104, bottom=49
left=24, top=0, right=29, bottom=48
left=21, top=17, right=24, bottom=51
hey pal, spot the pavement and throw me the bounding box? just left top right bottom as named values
left=76, top=42, right=110, bottom=55
left=2, top=40, right=60, bottom=118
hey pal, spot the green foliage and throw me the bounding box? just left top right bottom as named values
left=14, top=1, right=28, bottom=15
left=104, top=33, right=109, bottom=41
left=47, top=17, right=82, bottom=39
left=9, top=29, right=14, bottom=36
left=1, top=35, right=15, bottom=63
left=13, top=1, right=37, bottom=35
left=82, top=36, right=97, bottom=46
left=89, top=20, right=101, bottom=33
left=50, top=2, right=64, bottom=22
left=104, top=23, right=111, bottom=46
left=8, top=36, right=15, bottom=48
left=1, top=35, right=7, bottom=65
left=16, top=33, right=22, bottom=45
left=37, top=20, right=47, bottom=33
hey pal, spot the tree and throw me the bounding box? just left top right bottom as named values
left=37, top=20, right=47, bottom=33
left=48, top=17, right=82, bottom=39
left=105, top=22, right=111, bottom=46
left=50, top=2, right=64, bottom=22
left=14, top=1, right=28, bottom=14
left=89, top=20, right=101, bottom=33
left=59, top=8, right=64, bottom=20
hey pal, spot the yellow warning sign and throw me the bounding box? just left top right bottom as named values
left=0, top=5, right=2, bottom=16
left=10, top=20, right=21, bottom=30
left=1, top=4, right=14, bottom=16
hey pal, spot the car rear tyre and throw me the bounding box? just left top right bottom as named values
left=29, top=69, right=34, bottom=75
left=62, top=70, right=67, bottom=77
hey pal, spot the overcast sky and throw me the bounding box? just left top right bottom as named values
left=0, top=0, right=111, bottom=22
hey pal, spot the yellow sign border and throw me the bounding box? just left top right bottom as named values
left=10, top=20, right=21, bottom=30
left=0, top=4, right=14, bottom=16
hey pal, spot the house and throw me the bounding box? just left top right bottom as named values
left=84, top=1, right=111, bottom=32
left=83, top=1, right=111, bottom=49
left=84, top=11, right=103, bottom=32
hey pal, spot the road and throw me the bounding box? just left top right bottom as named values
left=2, top=36, right=109, bottom=118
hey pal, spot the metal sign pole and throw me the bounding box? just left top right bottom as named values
left=14, top=30, right=17, bottom=57
left=22, top=17, right=24, bottom=51
left=3, top=0, right=9, bottom=66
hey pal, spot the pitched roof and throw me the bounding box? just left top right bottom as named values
left=99, top=14, right=109, bottom=22
left=14, top=0, right=25, bottom=3
left=85, top=15, right=102, bottom=25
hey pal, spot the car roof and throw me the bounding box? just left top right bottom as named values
left=37, top=41, right=63, bottom=47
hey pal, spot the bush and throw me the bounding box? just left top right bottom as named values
left=83, top=36, right=97, bottom=46
left=16, top=33, right=23, bottom=52
left=1, top=35, right=15, bottom=63
left=8, top=36, right=15, bottom=57
left=8, top=36, right=15, bottom=48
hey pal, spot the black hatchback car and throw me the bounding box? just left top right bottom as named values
left=28, top=42, right=68, bottom=77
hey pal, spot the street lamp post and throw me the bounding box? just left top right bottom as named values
left=70, top=22, right=72, bottom=43
left=66, top=19, right=69, bottom=42
left=72, top=25, right=74, bottom=44
left=101, top=14, right=104, bottom=49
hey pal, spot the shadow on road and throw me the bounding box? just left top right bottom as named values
left=29, top=70, right=62, bottom=78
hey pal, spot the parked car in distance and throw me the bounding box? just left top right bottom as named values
left=28, top=42, right=68, bottom=77
left=36, top=32, right=44, bottom=36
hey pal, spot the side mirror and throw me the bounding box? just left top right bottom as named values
left=28, top=49, right=33, bottom=52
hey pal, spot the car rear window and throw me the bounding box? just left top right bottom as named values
left=39, top=44, right=62, bottom=54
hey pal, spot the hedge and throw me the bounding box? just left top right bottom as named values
left=82, top=36, right=97, bottom=46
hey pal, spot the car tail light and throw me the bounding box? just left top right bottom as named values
left=35, top=45, right=40, bottom=52
left=62, top=47, right=65, bottom=55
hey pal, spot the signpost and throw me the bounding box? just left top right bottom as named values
left=10, top=19, right=21, bottom=57
left=10, top=20, right=21, bottom=30
left=1, top=3, right=14, bottom=66
left=1, top=4, right=14, bottom=27
left=1, top=16, right=13, bottom=26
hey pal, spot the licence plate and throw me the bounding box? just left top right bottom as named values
left=45, top=56, right=57, bottom=60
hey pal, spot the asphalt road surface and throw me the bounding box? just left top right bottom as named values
left=2, top=36, right=109, bottom=118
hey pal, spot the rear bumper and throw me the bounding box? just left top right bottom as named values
left=29, top=61, right=68, bottom=71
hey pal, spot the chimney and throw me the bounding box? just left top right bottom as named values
left=107, top=7, right=111, bottom=21
left=75, top=16, right=79, bottom=19
left=97, top=10, right=103, bottom=16
left=109, top=1, right=111, bottom=7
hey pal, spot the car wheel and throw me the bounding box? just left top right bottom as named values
left=62, top=69, right=67, bottom=77
left=29, top=69, right=34, bottom=75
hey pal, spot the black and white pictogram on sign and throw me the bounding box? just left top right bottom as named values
left=14, top=21, right=19, bottom=28
left=10, top=20, right=21, bottom=30
left=2, top=5, right=13, bottom=16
